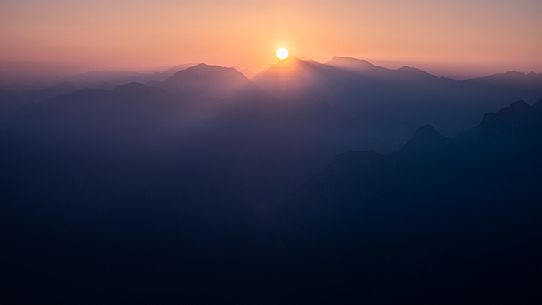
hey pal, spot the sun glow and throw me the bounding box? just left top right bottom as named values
left=276, top=48, right=289, bottom=60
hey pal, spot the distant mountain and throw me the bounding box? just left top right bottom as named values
left=471, top=100, right=542, bottom=150
left=396, top=66, right=439, bottom=79
left=468, top=71, right=542, bottom=92
left=256, top=57, right=540, bottom=98
left=253, top=58, right=345, bottom=96
left=160, top=63, right=250, bottom=96
left=0, top=64, right=195, bottom=105
left=399, top=124, right=450, bottom=156
left=252, top=57, right=542, bottom=151
left=2, top=57, right=542, bottom=153
left=481, top=100, right=542, bottom=126
left=327, top=57, right=441, bottom=80
left=327, top=56, right=380, bottom=71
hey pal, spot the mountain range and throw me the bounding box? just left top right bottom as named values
left=2, top=57, right=541, bottom=153
left=2, top=57, right=542, bottom=304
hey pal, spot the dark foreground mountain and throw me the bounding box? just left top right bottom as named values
left=307, top=99, right=542, bottom=304
left=315, top=98, right=542, bottom=220
left=2, top=96, right=542, bottom=304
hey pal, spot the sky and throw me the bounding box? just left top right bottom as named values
left=1, top=0, right=541, bottom=79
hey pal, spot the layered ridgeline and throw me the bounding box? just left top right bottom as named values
left=2, top=58, right=542, bottom=154
left=311, top=99, right=542, bottom=245
left=2, top=91, right=542, bottom=303
left=301, top=99, right=542, bottom=303
left=1, top=58, right=542, bottom=303
left=254, top=57, right=542, bottom=148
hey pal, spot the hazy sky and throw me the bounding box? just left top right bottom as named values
left=1, top=0, right=541, bottom=78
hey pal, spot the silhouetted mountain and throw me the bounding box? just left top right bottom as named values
left=399, top=124, right=450, bottom=155
left=327, top=56, right=380, bottom=71
left=161, top=63, right=250, bottom=95
left=481, top=100, right=542, bottom=127
left=252, top=57, right=542, bottom=151
left=310, top=101, right=542, bottom=303
left=316, top=99, right=542, bottom=217
left=3, top=57, right=541, bottom=153
left=253, top=58, right=342, bottom=97
left=396, top=65, right=439, bottom=79
left=471, top=71, right=542, bottom=89
left=326, top=58, right=440, bottom=79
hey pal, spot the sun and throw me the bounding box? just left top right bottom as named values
left=276, top=47, right=289, bottom=60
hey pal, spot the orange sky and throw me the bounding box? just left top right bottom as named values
left=1, top=0, right=541, bottom=78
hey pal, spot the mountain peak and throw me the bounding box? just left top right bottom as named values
left=398, top=66, right=419, bottom=72
left=252, top=57, right=330, bottom=93
left=502, top=71, right=525, bottom=77
left=474, top=70, right=542, bottom=82
left=176, top=63, right=243, bottom=76
left=480, top=100, right=542, bottom=133
left=508, top=100, right=531, bottom=110
left=414, top=124, right=439, bottom=134
left=327, top=57, right=376, bottom=70
left=401, top=124, right=449, bottom=154
left=410, top=125, right=446, bottom=142
left=490, top=100, right=534, bottom=118
left=162, top=63, right=248, bottom=93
